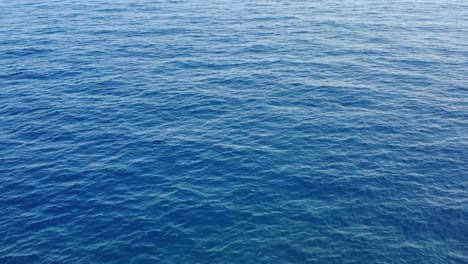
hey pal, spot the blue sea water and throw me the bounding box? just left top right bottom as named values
left=1, top=0, right=467, bottom=263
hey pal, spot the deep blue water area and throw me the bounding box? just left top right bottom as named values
left=1, top=0, right=467, bottom=263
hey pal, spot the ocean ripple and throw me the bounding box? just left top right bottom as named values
left=1, top=0, right=467, bottom=263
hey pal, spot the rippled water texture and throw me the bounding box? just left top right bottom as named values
left=1, top=0, right=467, bottom=263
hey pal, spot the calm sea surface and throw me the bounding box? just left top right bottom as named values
left=1, top=0, right=467, bottom=263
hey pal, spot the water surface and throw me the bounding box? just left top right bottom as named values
left=1, top=0, right=467, bottom=263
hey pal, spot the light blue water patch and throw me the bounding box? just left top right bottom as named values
left=0, top=0, right=467, bottom=263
